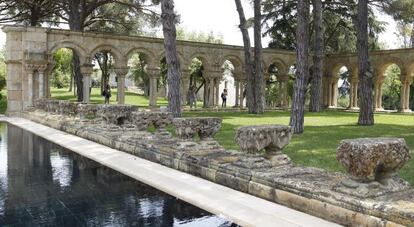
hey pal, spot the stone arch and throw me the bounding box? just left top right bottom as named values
left=89, top=44, right=125, bottom=65
left=157, top=51, right=185, bottom=69
left=49, top=40, right=88, bottom=64
left=220, top=55, right=243, bottom=72
left=126, top=47, right=157, bottom=67
left=375, top=57, right=405, bottom=76
left=266, top=57, right=288, bottom=74
left=188, top=52, right=211, bottom=69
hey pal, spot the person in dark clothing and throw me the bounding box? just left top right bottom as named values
left=102, top=84, right=111, bottom=104
left=221, top=88, right=228, bottom=108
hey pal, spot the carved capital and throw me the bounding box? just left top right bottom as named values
left=81, top=64, right=94, bottom=76
left=114, top=67, right=129, bottom=76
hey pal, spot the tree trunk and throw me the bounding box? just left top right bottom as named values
left=309, top=0, right=324, bottom=112
left=161, top=0, right=182, bottom=117
left=254, top=0, right=264, bottom=114
left=69, top=72, right=73, bottom=92
left=290, top=0, right=310, bottom=134
left=68, top=1, right=84, bottom=102
left=357, top=0, right=374, bottom=125
left=234, top=0, right=255, bottom=113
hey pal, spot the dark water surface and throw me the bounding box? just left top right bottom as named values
left=0, top=123, right=237, bottom=227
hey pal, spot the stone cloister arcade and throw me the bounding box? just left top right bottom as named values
left=3, top=25, right=414, bottom=114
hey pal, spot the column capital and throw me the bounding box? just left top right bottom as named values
left=277, top=74, right=290, bottom=82
left=147, top=67, right=160, bottom=78
left=114, top=67, right=129, bottom=76
left=81, top=64, right=94, bottom=76
left=400, top=75, right=413, bottom=84
left=25, top=62, right=48, bottom=73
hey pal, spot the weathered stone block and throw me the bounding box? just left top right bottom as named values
left=97, top=104, right=138, bottom=126
left=235, top=125, right=293, bottom=154
left=172, top=117, right=222, bottom=141
left=337, top=138, right=411, bottom=182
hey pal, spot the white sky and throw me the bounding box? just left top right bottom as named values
left=0, top=1, right=401, bottom=49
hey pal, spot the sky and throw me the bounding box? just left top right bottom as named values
left=0, top=0, right=401, bottom=49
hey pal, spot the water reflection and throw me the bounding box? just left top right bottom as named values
left=0, top=123, right=237, bottom=227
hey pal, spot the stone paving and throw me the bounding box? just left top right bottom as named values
left=15, top=100, right=414, bottom=226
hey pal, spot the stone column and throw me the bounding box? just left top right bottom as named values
left=215, top=78, right=220, bottom=107
left=400, top=76, right=412, bottom=112
left=181, top=69, right=191, bottom=105
left=349, top=79, right=359, bottom=110
left=81, top=64, right=94, bottom=104
left=147, top=68, right=159, bottom=108
left=374, top=79, right=384, bottom=111
left=24, top=64, right=37, bottom=107
left=235, top=79, right=240, bottom=107
left=239, top=80, right=245, bottom=108
left=37, top=65, right=47, bottom=99
left=278, top=74, right=289, bottom=109
left=209, top=77, right=215, bottom=107
left=114, top=67, right=129, bottom=105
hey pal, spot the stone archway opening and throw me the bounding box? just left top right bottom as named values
left=337, top=66, right=350, bottom=109
left=50, top=48, right=75, bottom=100
left=92, top=51, right=116, bottom=95
left=266, top=64, right=280, bottom=108
left=380, top=64, right=402, bottom=111
left=127, top=53, right=151, bottom=99
left=218, top=60, right=235, bottom=108
left=187, top=57, right=206, bottom=108
left=285, top=64, right=296, bottom=107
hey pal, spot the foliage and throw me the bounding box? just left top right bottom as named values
left=129, top=53, right=150, bottom=95
left=176, top=28, right=223, bottom=44
left=394, top=21, right=413, bottom=48
left=262, top=0, right=386, bottom=53
left=0, top=0, right=58, bottom=26
left=382, top=65, right=402, bottom=110
left=52, top=48, right=73, bottom=88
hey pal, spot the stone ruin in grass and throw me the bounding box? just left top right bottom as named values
left=30, top=99, right=414, bottom=225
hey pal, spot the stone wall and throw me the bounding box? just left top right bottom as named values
left=21, top=106, right=414, bottom=226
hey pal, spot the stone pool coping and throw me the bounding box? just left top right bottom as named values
left=0, top=116, right=339, bottom=227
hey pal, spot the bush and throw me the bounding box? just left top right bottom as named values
left=337, top=96, right=350, bottom=108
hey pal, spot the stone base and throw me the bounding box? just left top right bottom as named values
left=375, top=108, right=385, bottom=112
left=400, top=109, right=412, bottom=113
left=333, top=176, right=412, bottom=198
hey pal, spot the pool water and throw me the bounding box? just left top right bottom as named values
left=0, top=123, right=237, bottom=227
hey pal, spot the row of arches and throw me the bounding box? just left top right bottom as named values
left=45, top=44, right=296, bottom=109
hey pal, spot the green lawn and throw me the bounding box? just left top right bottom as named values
left=51, top=87, right=169, bottom=107
left=184, top=110, right=414, bottom=185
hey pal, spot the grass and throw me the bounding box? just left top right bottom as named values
left=184, top=110, right=414, bottom=185
left=51, top=87, right=169, bottom=107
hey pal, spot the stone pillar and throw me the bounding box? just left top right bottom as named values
left=114, top=67, right=129, bottom=105
left=400, top=76, right=412, bottom=112
left=81, top=64, right=94, bottom=104
left=147, top=68, right=159, bottom=108
left=37, top=65, right=47, bottom=99
left=235, top=79, right=240, bottom=107
left=215, top=78, right=220, bottom=107
left=209, top=78, right=215, bottom=107
left=374, top=79, right=384, bottom=111
left=239, top=80, right=245, bottom=108
left=181, top=69, right=191, bottom=105
left=278, top=74, right=289, bottom=109
left=24, top=63, right=39, bottom=107
left=349, top=79, right=359, bottom=110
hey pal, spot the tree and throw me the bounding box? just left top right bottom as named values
left=161, top=0, right=181, bottom=117
left=357, top=0, right=374, bottom=125
left=0, top=0, right=58, bottom=25
left=309, top=0, right=324, bottom=112
left=234, top=0, right=255, bottom=113
left=253, top=0, right=265, bottom=114
left=383, top=0, right=414, bottom=47
left=290, top=0, right=310, bottom=134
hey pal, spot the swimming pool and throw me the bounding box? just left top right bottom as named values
left=0, top=123, right=237, bottom=226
